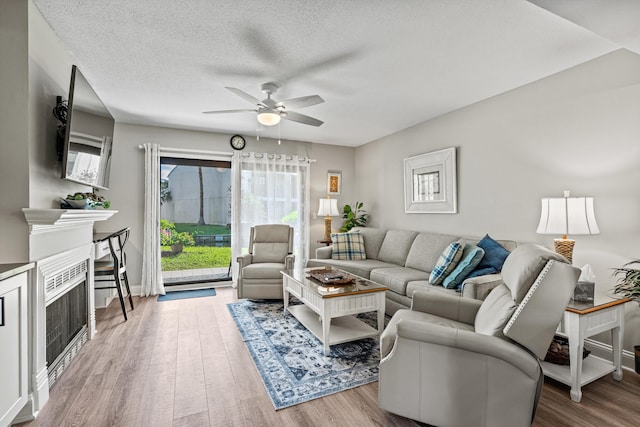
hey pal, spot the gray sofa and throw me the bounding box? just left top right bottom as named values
left=306, top=227, right=517, bottom=315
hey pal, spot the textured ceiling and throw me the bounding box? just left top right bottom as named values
left=31, top=0, right=628, bottom=147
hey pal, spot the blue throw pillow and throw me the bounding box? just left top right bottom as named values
left=466, top=234, right=510, bottom=278
left=442, top=244, right=485, bottom=289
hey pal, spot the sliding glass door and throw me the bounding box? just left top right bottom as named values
left=160, top=157, right=232, bottom=286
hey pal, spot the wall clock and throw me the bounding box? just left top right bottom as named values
left=230, top=134, right=246, bottom=150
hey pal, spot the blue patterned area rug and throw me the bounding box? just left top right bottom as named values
left=227, top=299, right=381, bottom=410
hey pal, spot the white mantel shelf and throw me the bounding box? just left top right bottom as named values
left=22, top=209, right=118, bottom=233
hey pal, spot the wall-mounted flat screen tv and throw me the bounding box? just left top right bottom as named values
left=61, top=65, right=114, bottom=190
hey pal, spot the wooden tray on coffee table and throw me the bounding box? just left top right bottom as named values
left=306, top=268, right=356, bottom=286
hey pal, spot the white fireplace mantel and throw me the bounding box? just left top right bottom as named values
left=15, top=208, right=118, bottom=424
left=22, top=209, right=118, bottom=233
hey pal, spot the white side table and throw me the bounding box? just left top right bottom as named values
left=541, top=295, right=630, bottom=402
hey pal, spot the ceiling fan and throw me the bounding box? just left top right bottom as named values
left=203, top=82, right=324, bottom=127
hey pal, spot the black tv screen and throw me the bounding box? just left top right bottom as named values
left=61, top=65, right=114, bottom=190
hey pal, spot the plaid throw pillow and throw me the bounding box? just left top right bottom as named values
left=429, top=241, right=463, bottom=286
left=331, top=232, right=367, bottom=260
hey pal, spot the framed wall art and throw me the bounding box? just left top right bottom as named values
left=404, top=147, right=457, bottom=213
left=327, top=171, right=342, bottom=195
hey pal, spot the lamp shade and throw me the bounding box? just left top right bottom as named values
left=536, top=196, right=599, bottom=236
left=318, top=198, right=340, bottom=217
left=257, top=110, right=281, bottom=126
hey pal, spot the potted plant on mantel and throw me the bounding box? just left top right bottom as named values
left=611, top=259, right=640, bottom=374
left=340, top=201, right=368, bottom=232
left=64, top=191, right=111, bottom=209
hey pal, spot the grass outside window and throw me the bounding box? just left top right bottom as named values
left=161, top=246, right=231, bottom=271
left=160, top=223, right=232, bottom=271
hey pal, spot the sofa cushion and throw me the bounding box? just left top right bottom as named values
left=377, top=230, right=418, bottom=266
left=443, top=244, right=485, bottom=290
left=253, top=242, right=288, bottom=263
left=406, top=280, right=461, bottom=299
left=370, top=267, right=428, bottom=296
left=305, top=259, right=396, bottom=279
left=253, top=224, right=291, bottom=242
left=331, top=231, right=366, bottom=260
left=474, top=284, right=517, bottom=338
left=429, top=241, right=463, bottom=286
left=405, top=232, right=459, bottom=272
left=350, top=227, right=387, bottom=260
left=242, top=262, right=286, bottom=279
left=466, top=234, right=511, bottom=278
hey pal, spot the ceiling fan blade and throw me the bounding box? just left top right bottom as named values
left=278, top=50, right=363, bottom=85
left=202, top=109, right=256, bottom=115
left=225, top=87, right=266, bottom=107
left=276, top=95, right=324, bottom=110
left=282, top=111, right=324, bottom=127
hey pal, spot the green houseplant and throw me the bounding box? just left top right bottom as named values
left=340, top=201, right=368, bottom=232
left=612, top=260, right=640, bottom=300
left=612, top=259, right=640, bottom=374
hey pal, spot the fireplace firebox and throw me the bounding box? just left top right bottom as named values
left=46, top=278, right=88, bottom=385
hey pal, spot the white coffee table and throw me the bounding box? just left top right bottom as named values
left=281, top=267, right=387, bottom=355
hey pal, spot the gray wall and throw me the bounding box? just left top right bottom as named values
left=355, top=49, right=640, bottom=351
left=0, top=0, right=30, bottom=262
left=0, top=0, right=88, bottom=262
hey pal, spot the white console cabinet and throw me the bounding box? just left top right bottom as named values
left=0, top=264, right=33, bottom=427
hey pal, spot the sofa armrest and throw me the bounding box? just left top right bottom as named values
left=315, top=246, right=333, bottom=259
left=411, top=290, right=481, bottom=324
left=461, top=273, right=504, bottom=300
left=285, top=254, right=295, bottom=270
left=390, top=319, right=540, bottom=380
left=236, top=253, right=253, bottom=276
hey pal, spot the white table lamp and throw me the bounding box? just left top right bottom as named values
left=318, top=198, right=340, bottom=242
left=536, top=191, right=599, bottom=263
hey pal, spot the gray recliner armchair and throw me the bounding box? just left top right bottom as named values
left=378, top=244, right=580, bottom=427
left=236, top=224, right=294, bottom=299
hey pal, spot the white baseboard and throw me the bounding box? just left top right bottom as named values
left=585, top=338, right=636, bottom=372
left=94, top=294, right=116, bottom=309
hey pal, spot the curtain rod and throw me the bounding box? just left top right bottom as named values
left=240, top=152, right=316, bottom=163
left=137, top=144, right=232, bottom=157
left=138, top=144, right=316, bottom=163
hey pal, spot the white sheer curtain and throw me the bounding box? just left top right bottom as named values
left=231, top=152, right=311, bottom=284
left=141, top=143, right=165, bottom=296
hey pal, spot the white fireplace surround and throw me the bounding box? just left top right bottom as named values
left=17, top=209, right=117, bottom=422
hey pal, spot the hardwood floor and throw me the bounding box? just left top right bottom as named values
left=19, top=287, right=640, bottom=427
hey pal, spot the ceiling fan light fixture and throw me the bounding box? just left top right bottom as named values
left=257, top=110, right=281, bottom=126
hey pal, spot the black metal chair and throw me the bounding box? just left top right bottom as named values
left=94, top=227, right=134, bottom=320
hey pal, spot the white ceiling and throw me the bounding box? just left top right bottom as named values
left=31, top=1, right=636, bottom=147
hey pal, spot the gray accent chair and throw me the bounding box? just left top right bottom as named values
left=378, top=244, right=580, bottom=427
left=236, top=224, right=294, bottom=299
